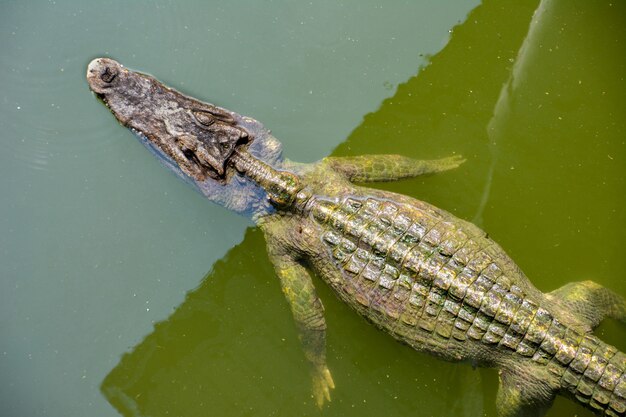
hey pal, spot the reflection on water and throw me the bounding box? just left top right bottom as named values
left=476, top=0, right=556, bottom=225
left=1, top=0, right=623, bottom=416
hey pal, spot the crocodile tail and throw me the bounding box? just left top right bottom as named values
left=559, top=334, right=626, bottom=416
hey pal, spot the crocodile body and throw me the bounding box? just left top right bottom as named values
left=87, top=58, right=626, bottom=417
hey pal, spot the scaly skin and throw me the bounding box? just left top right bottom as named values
left=87, top=58, right=626, bottom=417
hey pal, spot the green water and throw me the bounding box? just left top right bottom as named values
left=1, top=1, right=624, bottom=416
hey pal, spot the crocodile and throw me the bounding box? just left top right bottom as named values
left=87, top=57, right=626, bottom=417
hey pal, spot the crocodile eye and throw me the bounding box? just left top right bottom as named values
left=192, top=110, right=215, bottom=126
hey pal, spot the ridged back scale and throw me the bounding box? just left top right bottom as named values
left=305, top=195, right=626, bottom=414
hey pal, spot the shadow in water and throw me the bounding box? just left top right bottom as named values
left=101, top=0, right=626, bottom=416
left=332, top=0, right=540, bottom=230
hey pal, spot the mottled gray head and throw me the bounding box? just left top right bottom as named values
left=86, top=57, right=250, bottom=181
left=87, top=57, right=284, bottom=217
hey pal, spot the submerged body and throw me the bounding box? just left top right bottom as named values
left=87, top=58, right=626, bottom=417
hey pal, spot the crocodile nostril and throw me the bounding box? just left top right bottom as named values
left=100, top=66, right=118, bottom=83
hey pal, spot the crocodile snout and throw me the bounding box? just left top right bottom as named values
left=86, top=57, right=122, bottom=93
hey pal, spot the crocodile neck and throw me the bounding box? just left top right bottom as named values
left=229, top=149, right=307, bottom=211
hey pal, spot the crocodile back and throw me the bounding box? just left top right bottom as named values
left=306, top=195, right=531, bottom=355
left=305, top=194, right=543, bottom=351
left=303, top=193, right=626, bottom=415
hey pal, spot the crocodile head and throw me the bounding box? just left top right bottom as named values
left=86, top=57, right=251, bottom=181
left=87, top=57, right=284, bottom=217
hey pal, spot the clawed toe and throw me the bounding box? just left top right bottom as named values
left=311, top=365, right=335, bottom=408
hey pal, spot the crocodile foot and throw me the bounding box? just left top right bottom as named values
left=432, top=154, right=466, bottom=172
left=311, top=364, right=335, bottom=408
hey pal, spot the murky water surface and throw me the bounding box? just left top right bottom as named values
left=1, top=1, right=624, bottom=416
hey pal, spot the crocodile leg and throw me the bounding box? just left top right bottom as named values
left=266, top=243, right=335, bottom=407
left=547, top=280, right=626, bottom=330
left=323, top=154, right=465, bottom=183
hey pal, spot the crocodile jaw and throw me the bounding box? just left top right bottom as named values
left=86, top=57, right=249, bottom=181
